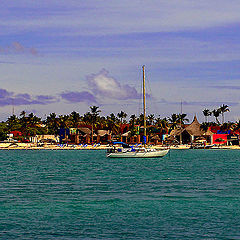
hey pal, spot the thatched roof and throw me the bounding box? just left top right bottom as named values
left=170, top=116, right=204, bottom=137
left=97, top=130, right=110, bottom=137
left=78, top=127, right=91, bottom=135
left=184, top=116, right=204, bottom=136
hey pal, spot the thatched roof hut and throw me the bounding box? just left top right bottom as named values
left=78, top=127, right=91, bottom=135
left=184, top=116, right=204, bottom=136
left=170, top=116, right=204, bottom=137
left=97, top=130, right=111, bottom=137
left=169, top=116, right=205, bottom=144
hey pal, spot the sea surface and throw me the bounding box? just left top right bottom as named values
left=0, top=149, right=239, bottom=239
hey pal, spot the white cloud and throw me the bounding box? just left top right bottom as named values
left=86, top=69, right=141, bottom=100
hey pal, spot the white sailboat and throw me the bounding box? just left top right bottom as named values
left=107, top=66, right=169, bottom=158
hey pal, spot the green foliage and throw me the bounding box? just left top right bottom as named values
left=0, top=107, right=237, bottom=142
left=168, top=113, right=188, bottom=131
left=200, top=122, right=210, bottom=132
left=0, top=122, right=8, bottom=141
left=202, top=109, right=212, bottom=122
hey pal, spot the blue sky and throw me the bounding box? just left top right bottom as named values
left=1, top=0, right=240, bottom=122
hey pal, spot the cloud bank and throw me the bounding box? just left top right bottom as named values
left=60, top=91, right=97, bottom=103
left=0, top=68, right=138, bottom=106
left=0, top=89, right=56, bottom=106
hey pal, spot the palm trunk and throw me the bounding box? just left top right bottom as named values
left=91, top=123, right=93, bottom=143
left=120, top=119, right=122, bottom=141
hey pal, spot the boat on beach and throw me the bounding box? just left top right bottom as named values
left=107, top=66, right=169, bottom=158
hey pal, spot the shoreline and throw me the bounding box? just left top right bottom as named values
left=1, top=143, right=240, bottom=150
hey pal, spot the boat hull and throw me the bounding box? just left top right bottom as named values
left=107, top=149, right=169, bottom=158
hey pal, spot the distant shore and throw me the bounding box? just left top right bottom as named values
left=1, top=143, right=240, bottom=150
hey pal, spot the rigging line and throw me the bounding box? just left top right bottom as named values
left=137, top=66, right=143, bottom=117
left=145, top=69, right=158, bottom=117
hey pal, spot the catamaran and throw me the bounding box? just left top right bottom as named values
left=107, top=66, right=169, bottom=158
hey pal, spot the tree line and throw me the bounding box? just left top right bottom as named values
left=202, top=104, right=230, bottom=124
left=0, top=104, right=238, bottom=141
left=200, top=104, right=237, bottom=132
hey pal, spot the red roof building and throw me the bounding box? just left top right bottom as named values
left=10, top=131, right=22, bottom=137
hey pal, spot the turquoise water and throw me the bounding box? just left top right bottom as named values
left=0, top=149, right=239, bottom=239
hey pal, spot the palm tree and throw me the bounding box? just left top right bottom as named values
left=219, top=104, right=230, bottom=124
left=26, top=113, right=41, bottom=136
left=106, top=113, right=119, bottom=135
left=136, top=113, right=144, bottom=126
left=178, top=113, right=189, bottom=125
left=168, top=114, right=179, bottom=131
left=233, top=120, right=240, bottom=132
left=0, top=122, right=8, bottom=141
left=147, top=114, right=155, bottom=126
left=221, top=122, right=234, bottom=132
left=19, top=111, right=28, bottom=135
left=128, top=114, right=137, bottom=137
left=20, top=111, right=26, bottom=118
left=6, top=114, right=21, bottom=132
left=98, top=116, right=107, bottom=129
left=129, top=114, right=136, bottom=126
left=90, top=106, right=101, bottom=143
left=45, top=113, right=59, bottom=135
left=200, top=122, right=210, bottom=132
left=202, top=109, right=212, bottom=122
left=70, top=111, right=81, bottom=128
left=177, top=113, right=189, bottom=145
left=155, top=117, right=169, bottom=134
left=117, top=111, right=127, bottom=125
left=117, top=111, right=127, bottom=135
left=83, top=112, right=92, bottom=125
left=58, top=115, right=71, bottom=129
left=212, top=109, right=221, bottom=125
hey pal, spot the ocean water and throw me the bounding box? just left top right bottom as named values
left=0, top=149, right=239, bottom=240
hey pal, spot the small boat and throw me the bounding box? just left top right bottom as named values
left=107, top=142, right=169, bottom=158
left=107, top=66, right=169, bottom=158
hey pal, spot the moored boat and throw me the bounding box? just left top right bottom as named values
left=106, top=66, right=169, bottom=158
left=107, top=142, right=169, bottom=158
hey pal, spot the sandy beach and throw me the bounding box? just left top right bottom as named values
left=1, top=142, right=240, bottom=150
left=0, top=142, right=109, bottom=150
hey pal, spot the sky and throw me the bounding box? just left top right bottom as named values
left=1, top=0, right=240, bottom=122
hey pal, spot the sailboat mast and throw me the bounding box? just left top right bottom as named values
left=143, top=65, right=147, bottom=139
